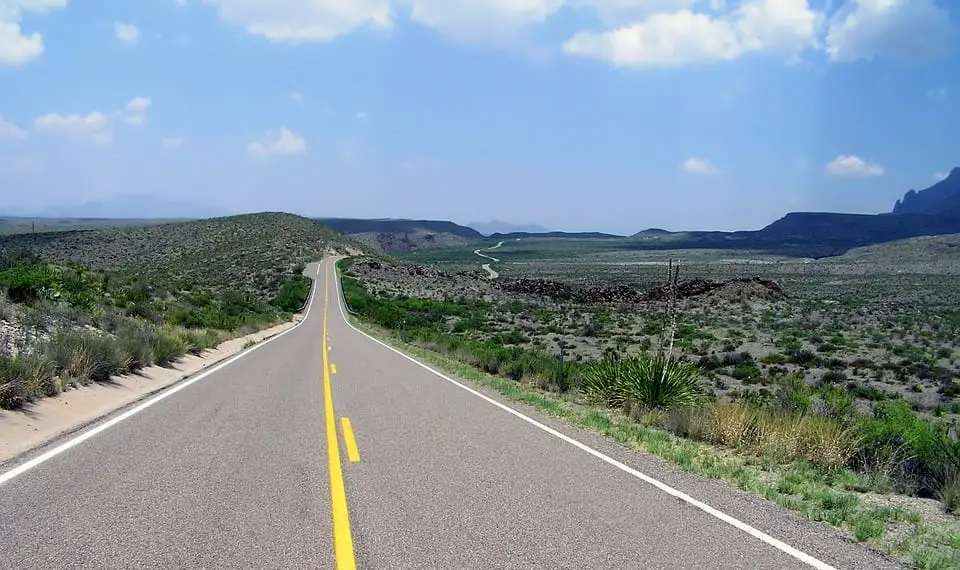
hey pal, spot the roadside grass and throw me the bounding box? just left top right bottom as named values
left=335, top=260, right=960, bottom=569
left=352, top=317, right=960, bottom=568
left=0, top=243, right=318, bottom=409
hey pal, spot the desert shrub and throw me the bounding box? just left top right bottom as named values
left=0, top=263, right=59, bottom=303
left=152, top=327, right=187, bottom=366
left=274, top=275, right=311, bottom=312
left=774, top=374, right=812, bottom=414
left=0, top=352, right=57, bottom=409
left=116, top=320, right=156, bottom=370
left=44, top=330, right=129, bottom=383
left=854, top=399, right=959, bottom=502
left=793, top=349, right=818, bottom=366
left=731, top=363, right=762, bottom=382
left=760, top=353, right=788, bottom=365
left=819, top=370, right=847, bottom=386
left=813, top=385, right=855, bottom=422
left=663, top=406, right=711, bottom=440
left=178, top=327, right=220, bottom=356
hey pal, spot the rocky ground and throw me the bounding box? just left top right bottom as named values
left=345, top=256, right=960, bottom=421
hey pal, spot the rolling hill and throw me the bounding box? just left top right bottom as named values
left=0, top=212, right=369, bottom=300
left=315, top=218, right=484, bottom=253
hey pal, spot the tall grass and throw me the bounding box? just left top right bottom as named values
left=675, top=402, right=861, bottom=470
left=0, top=322, right=221, bottom=409
left=0, top=352, right=56, bottom=408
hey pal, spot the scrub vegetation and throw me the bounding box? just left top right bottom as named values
left=337, top=237, right=960, bottom=569
left=0, top=213, right=359, bottom=409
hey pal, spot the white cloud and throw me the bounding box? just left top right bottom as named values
left=289, top=91, right=303, bottom=101
left=113, top=22, right=141, bottom=45
left=0, top=0, right=68, bottom=67
left=565, top=10, right=740, bottom=66
left=826, top=0, right=955, bottom=62
left=933, top=171, right=949, bottom=182
left=125, top=97, right=151, bottom=113
left=199, top=0, right=392, bottom=42
left=355, top=111, right=368, bottom=120
left=681, top=157, right=720, bottom=174
left=0, top=116, right=27, bottom=139
left=563, top=0, right=823, bottom=67
left=31, top=96, right=151, bottom=144
left=247, top=126, right=306, bottom=158
left=33, top=112, right=113, bottom=145
left=403, top=0, right=566, bottom=45
left=825, top=154, right=884, bottom=177
left=161, top=137, right=184, bottom=150
left=189, top=0, right=953, bottom=66
left=123, top=96, right=151, bottom=126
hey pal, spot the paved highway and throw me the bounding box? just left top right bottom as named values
left=0, top=258, right=904, bottom=569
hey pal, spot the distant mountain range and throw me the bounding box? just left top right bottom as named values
left=467, top=220, right=551, bottom=236
left=893, top=167, right=960, bottom=218
left=320, top=169, right=960, bottom=257
left=6, top=168, right=960, bottom=258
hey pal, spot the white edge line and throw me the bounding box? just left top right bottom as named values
left=330, top=258, right=837, bottom=570
left=0, top=263, right=323, bottom=487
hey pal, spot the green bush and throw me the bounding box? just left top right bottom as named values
left=178, top=328, right=220, bottom=356
left=0, top=263, right=59, bottom=303
left=44, top=330, right=129, bottom=383
left=855, top=399, right=958, bottom=503
left=274, top=275, right=311, bottom=312
left=116, top=320, right=156, bottom=371
left=152, top=328, right=187, bottom=366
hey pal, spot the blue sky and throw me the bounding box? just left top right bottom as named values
left=0, top=0, right=957, bottom=234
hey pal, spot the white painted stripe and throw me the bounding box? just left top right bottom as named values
left=330, top=259, right=836, bottom=570
left=0, top=264, right=322, bottom=487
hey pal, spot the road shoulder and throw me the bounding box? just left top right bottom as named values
left=0, top=318, right=299, bottom=465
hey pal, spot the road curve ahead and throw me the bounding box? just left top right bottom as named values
left=0, top=258, right=903, bottom=570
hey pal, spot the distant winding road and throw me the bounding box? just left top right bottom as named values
left=474, top=240, right=504, bottom=279
left=0, top=258, right=905, bottom=570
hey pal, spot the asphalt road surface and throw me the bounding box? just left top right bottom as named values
left=0, top=258, right=906, bottom=570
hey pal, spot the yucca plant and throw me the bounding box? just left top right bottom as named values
left=580, top=357, right=628, bottom=408
left=582, top=259, right=705, bottom=413
left=620, top=353, right=704, bottom=411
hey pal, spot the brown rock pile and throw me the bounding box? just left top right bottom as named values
left=500, top=276, right=785, bottom=304
left=577, top=285, right=643, bottom=304
left=499, top=279, right=573, bottom=299
left=642, top=277, right=786, bottom=302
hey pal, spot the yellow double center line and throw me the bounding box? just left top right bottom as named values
left=321, top=262, right=357, bottom=569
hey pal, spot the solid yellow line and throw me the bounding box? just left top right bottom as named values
left=341, top=418, right=361, bottom=463
left=331, top=363, right=337, bottom=375
left=322, top=262, right=356, bottom=570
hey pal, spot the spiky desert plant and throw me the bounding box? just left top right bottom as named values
left=620, top=352, right=704, bottom=411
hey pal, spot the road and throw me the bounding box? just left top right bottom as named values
left=474, top=241, right=503, bottom=279
left=0, top=258, right=904, bottom=569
